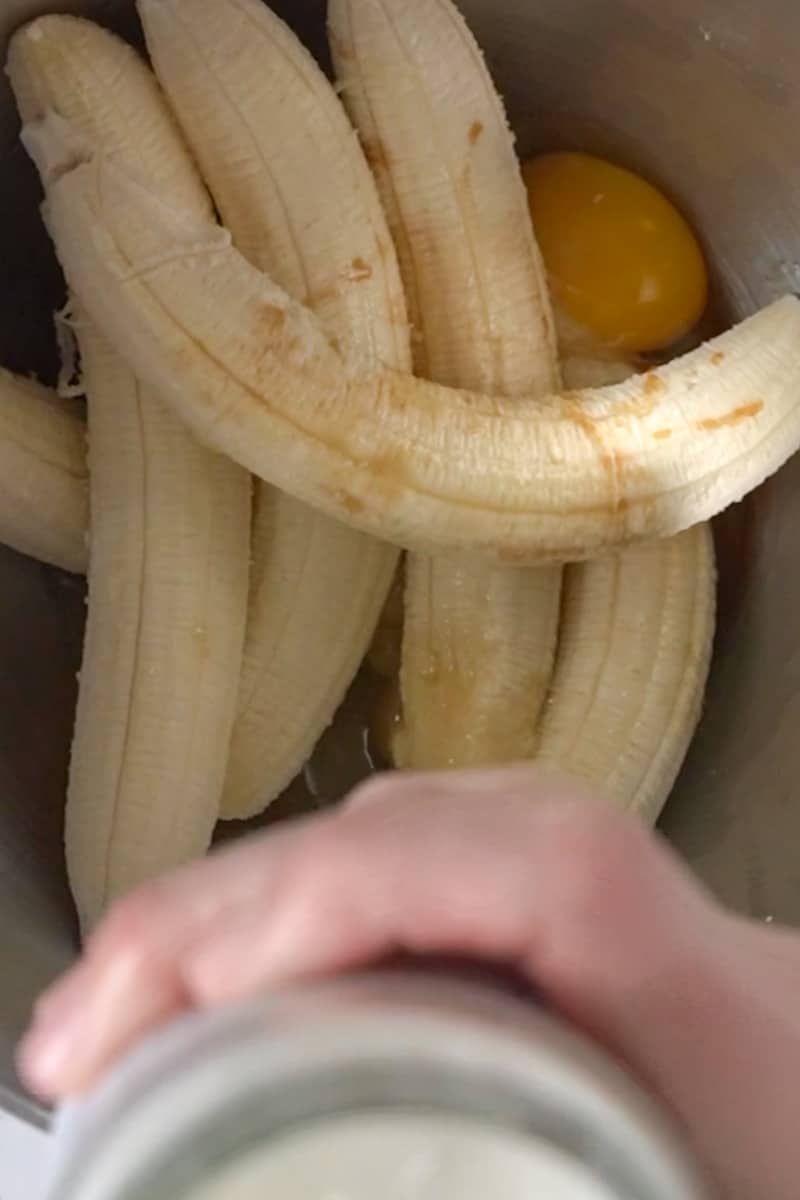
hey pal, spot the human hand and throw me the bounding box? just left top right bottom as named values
left=19, top=766, right=800, bottom=1199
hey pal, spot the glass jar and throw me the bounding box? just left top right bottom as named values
left=47, top=968, right=710, bottom=1200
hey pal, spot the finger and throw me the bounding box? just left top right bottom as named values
left=17, top=814, right=333, bottom=1098
left=18, top=957, right=182, bottom=1101
left=185, top=767, right=716, bottom=1010
left=13, top=766, right=714, bottom=1103
left=19, top=766, right=635, bottom=1096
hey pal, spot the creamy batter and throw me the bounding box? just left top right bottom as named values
left=189, top=1111, right=621, bottom=1200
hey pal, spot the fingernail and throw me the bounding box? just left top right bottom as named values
left=17, top=1023, right=79, bottom=1094
left=24, top=959, right=129, bottom=1085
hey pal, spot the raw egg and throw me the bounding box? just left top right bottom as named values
left=523, top=151, right=709, bottom=354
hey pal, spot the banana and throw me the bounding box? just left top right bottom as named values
left=367, top=560, right=406, bottom=679
left=138, top=0, right=409, bottom=819
left=9, top=16, right=251, bottom=930
left=329, top=0, right=561, bottom=768
left=535, top=357, right=717, bottom=823
left=0, top=365, right=87, bottom=572
left=23, top=110, right=800, bottom=564
left=395, top=554, right=562, bottom=766
left=559, top=356, right=639, bottom=389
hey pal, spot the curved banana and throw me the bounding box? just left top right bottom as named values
left=330, top=0, right=561, bottom=768
left=9, top=16, right=251, bottom=930
left=139, top=0, right=409, bottom=819
left=0, top=366, right=87, bottom=572
left=25, top=114, right=800, bottom=564
left=536, top=357, right=717, bottom=823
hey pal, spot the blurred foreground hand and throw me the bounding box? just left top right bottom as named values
left=19, top=766, right=800, bottom=1199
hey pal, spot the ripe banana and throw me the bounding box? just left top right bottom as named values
left=559, top=356, right=638, bottom=389
left=536, top=357, right=717, bottom=823
left=24, top=108, right=800, bottom=564
left=139, top=0, right=410, bottom=819
left=9, top=16, right=251, bottom=931
left=0, top=365, right=87, bottom=572
left=330, top=0, right=561, bottom=768
left=367, top=560, right=405, bottom=679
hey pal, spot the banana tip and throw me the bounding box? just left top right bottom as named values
left=20, top=110, right=92, bottom=189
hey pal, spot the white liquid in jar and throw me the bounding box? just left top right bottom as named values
left=189, top=1111, right=621, bottom=1200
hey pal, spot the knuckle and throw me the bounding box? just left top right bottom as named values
left=544, top=802, right=653, bottom=918
left=274, top=818, right=357, bottom=905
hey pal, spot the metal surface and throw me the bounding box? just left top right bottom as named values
left=0, top=0, right=799, bottom=1121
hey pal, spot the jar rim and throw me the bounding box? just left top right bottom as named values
left=49, top=970, right=709, bottom=1200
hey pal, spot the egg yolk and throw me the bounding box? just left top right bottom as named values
left=523, top=151, right=709, bottom=354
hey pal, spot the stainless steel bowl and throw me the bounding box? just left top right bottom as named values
left=1, top=0, right=799, bottom=1121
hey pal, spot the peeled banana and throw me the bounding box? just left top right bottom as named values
left=559, top=356, right=638, bottom=389
left=139, top=0, right=410, bottom=818
left=25, top=113, right=800, bottom=563
left=330, top=0, right=561, bottom=768
left=536, top=357, right=717, bottom=822
left=0, top=366, right=87, bottom=572
left=367, top=560, right=406, bottom=680
left=9, top=16, right=251, bottom=930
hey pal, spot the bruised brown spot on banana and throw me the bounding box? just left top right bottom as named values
left=697, top=401, right=764, bottom=431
